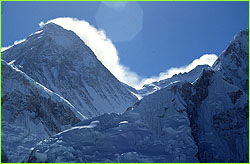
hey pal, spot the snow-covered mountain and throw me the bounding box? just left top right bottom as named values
left=213, top=29, right=249, bottom=94
left=2, top=23, right=137, bottom=119
left=193, top=29, right=249, bottom=162
left=187, top=68, right=248, bottom=162
left=1, top=23, right=137, bottom=162
left=27, top=29, right=249, bottom=163
left=1, top=60, right=81, bottom=162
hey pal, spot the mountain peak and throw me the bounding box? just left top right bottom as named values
left=25, top=22, right=86, bottom=50
left=213, top=28, right=249, bottom=70
left=2, top=21, right=137, bottom=119
left=41, top=22, right=63, bottom=30
left=234, top=28, right=248, bottom=40
left=41, top=23, right=75, bottom=38
left=212, top=28, right=249, bottom=93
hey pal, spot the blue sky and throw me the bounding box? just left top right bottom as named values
left=1, top=1, right=249, bottom=88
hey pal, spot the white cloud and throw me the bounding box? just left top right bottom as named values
left=1, top=17, right=217, bottom=89
left=139, top=54, right=218, bottom=86
left=1, top=39, right=26, bottom=52
left=42, top=17, right=218, bottom=89
left=43, top=17, right=143, bottom=88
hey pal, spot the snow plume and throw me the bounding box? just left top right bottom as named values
left=40, top=17, right=217, bottom=89
left=140, top=54, right=218, bottom=86
left=41, top=17, right=141, bottom=88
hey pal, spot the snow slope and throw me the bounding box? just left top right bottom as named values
left=2, top=23, right=137, bottom=119
left=1, top=60, right=81, bottom=162
left=28, top=81, right=199, bottom=163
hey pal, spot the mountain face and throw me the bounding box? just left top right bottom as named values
left=27, top=29, right=249, bottom=163
left=1, top=60, right=81, bottom=162
left=2, top=23, right=137, bottom=119
left=213, top=29, right=249, bottom=94
left=195, top=29, right=249, bottom=162
left=187, top=69, right=248, bottom=162
left=1, top=23, right=137, bottom=163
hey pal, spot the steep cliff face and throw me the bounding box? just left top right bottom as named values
left=2, top=23, right=137, bottom=119
left=213, top=29, right=249, bottom=93
left=187, top=69, right=248, bottom=162
left=189, top=29, right=249, bottom=162
left=1, top=60, right=81, bottom=162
